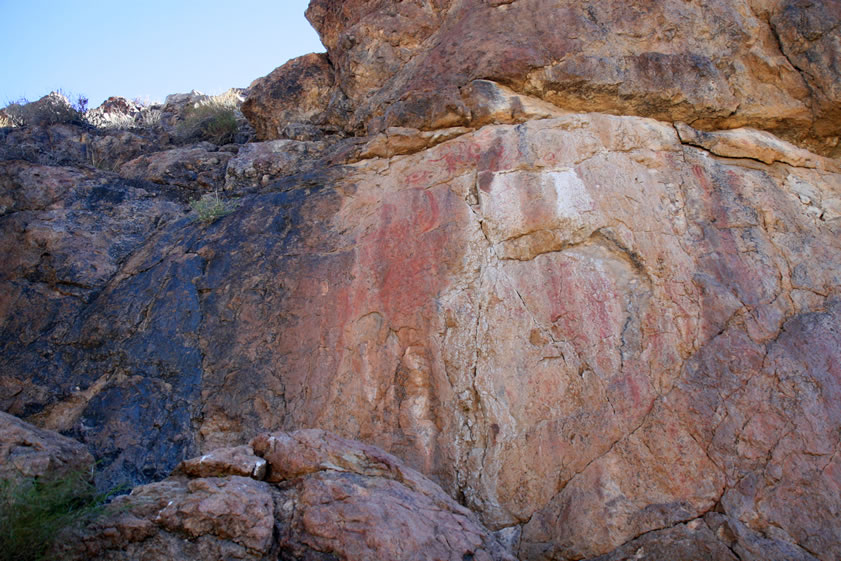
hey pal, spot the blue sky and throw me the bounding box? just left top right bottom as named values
left=0, top=0, right=324, bottom=107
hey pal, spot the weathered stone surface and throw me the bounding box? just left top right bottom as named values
left=60, top=475, right=276, bottom=561
left=119, top=144, right=233, bottom=189
left=5, top=109, right=839, bottom=558
left=262, top=0, right=841, bottom=155
left=241, top=52, right=349, bottom=141
left=261, top=429, right=516, bottom=561
left=224, top=138, right=325, bottom=189
left=59, top=430, right=514, bottom=561
left=252, top=429, right=444, bottom=495
left=3, top=2, right=841, bottom=559
left=0, top=108, right=15, bottom=128
left=0, top=122, right=157, bottom=169
left=174, top=445, right=267, bottom=479
left=0, top=157, right=193, bottom=491
left=589, top=518, right=740, bottom=561
left=85, top=97, right=145, bottom=129
left=0, top=410, right=93, bottom=481
left=675, top=122, right=840, bottom=170
left=770, top=0, right=841, bottom=142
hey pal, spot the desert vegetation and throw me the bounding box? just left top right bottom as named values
left=190, top=188, right=240, bottom=222
left=1, top=91, right=88, bottom=127
left=0, top=471, right=115, bottom=561
left=175, top=99, right=239, bottom=145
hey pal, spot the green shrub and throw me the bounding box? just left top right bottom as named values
left=0, top=470, right=112, bottom=561
left=190, top=189, right=239, bottom=222
left=176, top=101, right=238, bottom=145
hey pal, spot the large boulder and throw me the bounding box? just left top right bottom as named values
left=241, top=52, right=350, bottom=141
left=0, top=411, right=93, bottom=482
left=58, top=430, right=515, bottom=561
left=255, top=0, right=840, bottom=155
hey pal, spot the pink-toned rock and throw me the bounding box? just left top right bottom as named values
left=247, top=0, right=841, bottom=154
left=0, top=410, right=92, bottom=481
left=174, top=445, right=266, bottom=479
left=590, top=518, right=740, bottom=561
left=59, top=476, right=275, bottom=561
left=259, top=429, right=516, bottom=561
left=251, top=429, right=445, bottom=501
left=59, top=431, right=515, bottom=561
left=8, top=108, right=839, bottom=559
left=3, top=3, right=841, bottom=558
left=154, top=476, right=274, bottom=552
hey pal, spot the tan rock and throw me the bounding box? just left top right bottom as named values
left=3, top=7, right=841, bottom=557
left=120, top=145, right=233, bottom=189
left=259, top=429, right=517, bottom=561
left=85, top=96, right=144, bottom=129
left=241, top=52, right=349, bottom=141
left=589, top=518, right=740, bottom=561
left=356, top=126, right=473, bottom=160
left=0, top=411, right=93, bottom=481
left=154, top=476, right=274, bottom=553
left=251, top=429, right=438, bottom=495
left=461, top=79, right=570, bottom=127
left=675, top=122, right=840, bottom=171
left=173, top=445, right=266, bottom=480
left=224, top=138, right=325, bottom=189
left=263, top=0, right=841, bottom=154
left=59, top=476, right=274, bottom=561
left=59, top=432, right=515, bottom=561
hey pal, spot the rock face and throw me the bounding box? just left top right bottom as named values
left=241, top=53, right=349, bottom=141
left=273, top=0, right=841, bottom=156
left=55, top=428, right=513, bottom=561
left=0, top=410, right=92, bottom=482
left=2, top=1, right=841, bottom=560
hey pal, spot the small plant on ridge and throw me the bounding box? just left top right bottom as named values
left=190, top=188, right=239, bottom=222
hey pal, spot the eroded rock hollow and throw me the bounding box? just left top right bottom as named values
left=2, top=1, right=840, bottom=560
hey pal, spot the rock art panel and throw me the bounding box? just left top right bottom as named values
left=2, top=109, right=841, bottom=559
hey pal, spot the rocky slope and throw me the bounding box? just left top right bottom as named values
left=2, top=1, right=841, bottom=560
left=1, top=414, right=514, bottom=560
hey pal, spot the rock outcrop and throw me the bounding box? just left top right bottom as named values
left=2, top=1, right=841, bottom=560
left=0, top=410, right=92, bottom=482
left=51, top=427, right=513, bottom=561
left=245, top=0, right=841, bottom=157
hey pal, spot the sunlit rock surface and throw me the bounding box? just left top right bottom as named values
left=2, top=0, right=841, bottom=559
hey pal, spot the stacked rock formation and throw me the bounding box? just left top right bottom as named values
left=2, top=1, right=841, bottom=559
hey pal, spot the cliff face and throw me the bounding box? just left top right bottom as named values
left=247, top=0, right=841, bottom=157
left=2, top=1, right=841, bottom=560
